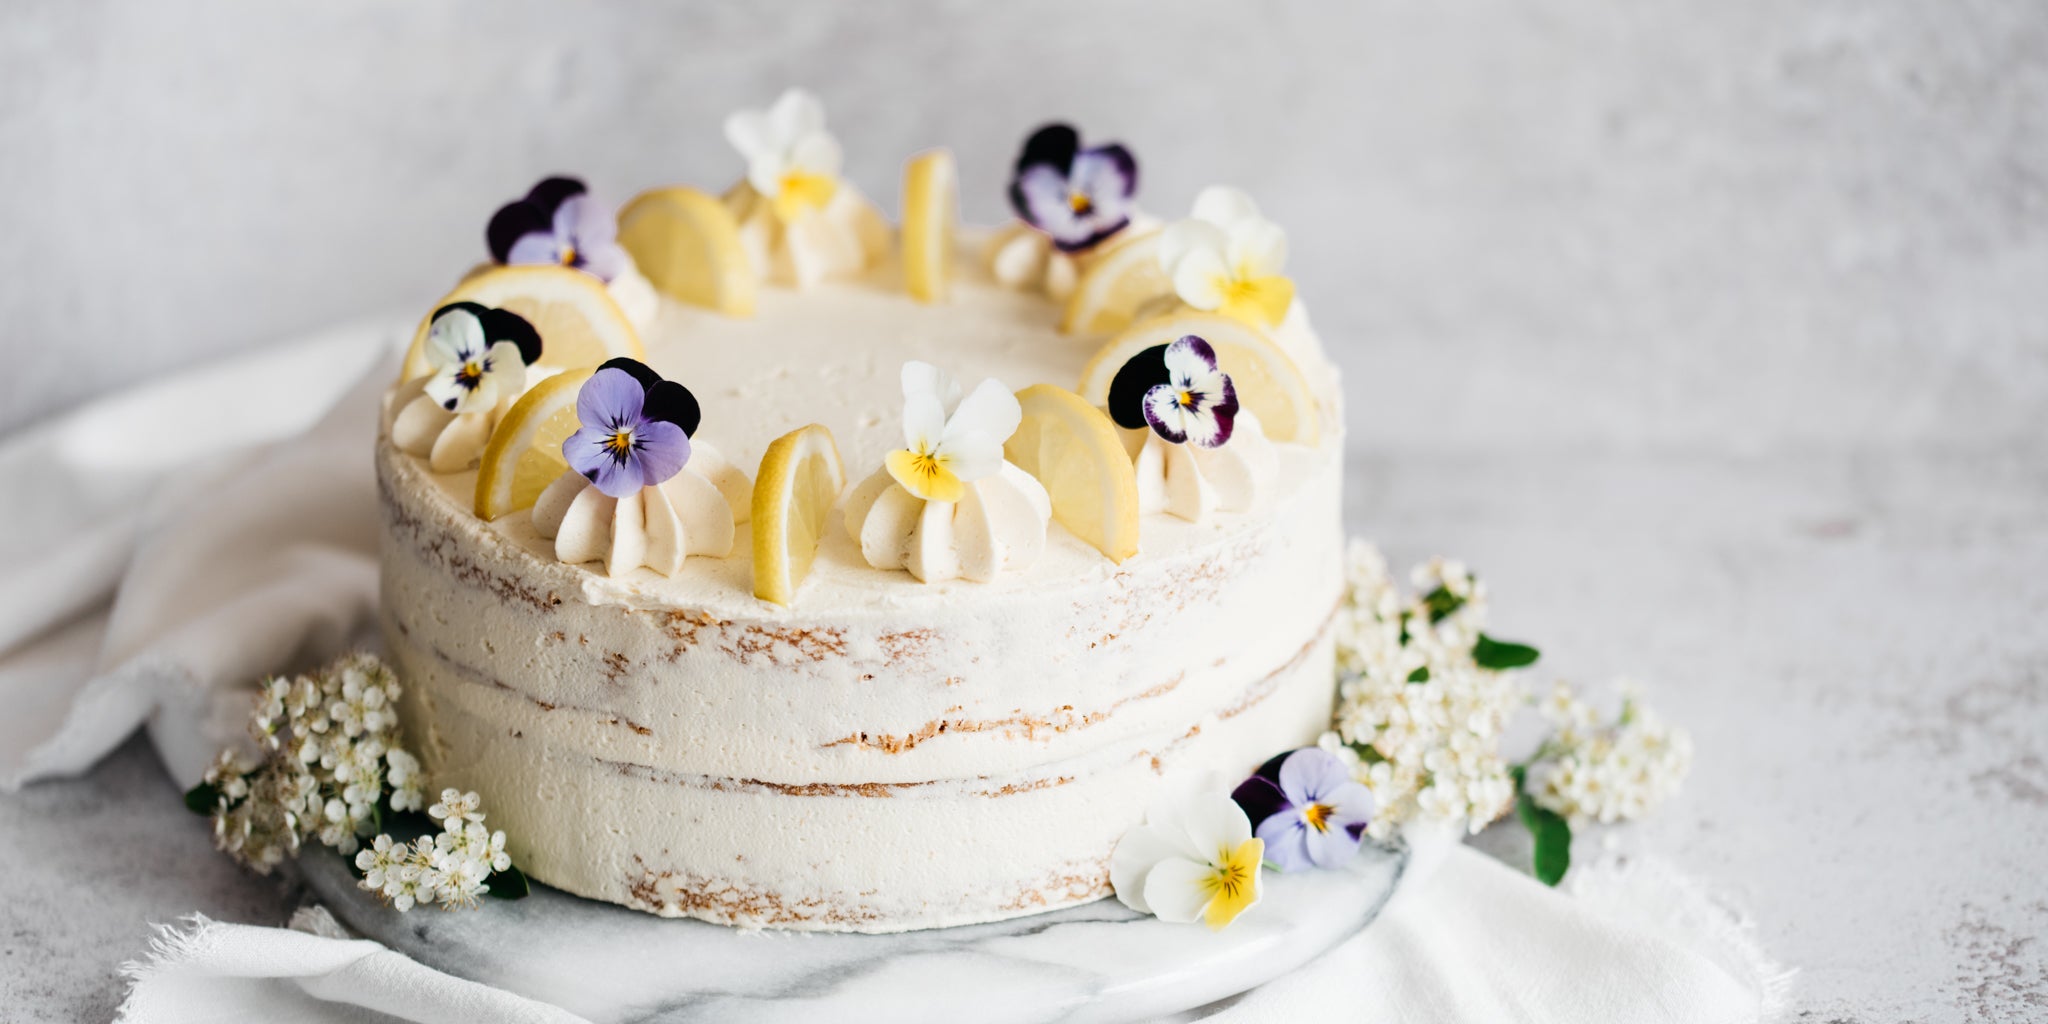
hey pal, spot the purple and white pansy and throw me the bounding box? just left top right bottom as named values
left=564, top=358, right=702, bottom=499
left=1007, top=124, right=1138, bottom=253
left=421, top=303, right=543, bottom=415
left=1231, top=747, right=1376, bottom=872
left=487, top=177, right=629, bottom=283
left=1106, top=335, right=1240, bottom=448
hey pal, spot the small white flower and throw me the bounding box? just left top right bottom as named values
left=1157, top=186, right=1294, bottom=328
left=428, top=789, right=485, bottom=828
left=884, top=361, right=1020, bottom=503
left=1109, top=791, right=1265, bottom=930
left=422, top=306, right=528, bottom=416
left=385, top=749, right=425, bottom=812
left=724, top=88, right=843, bottom=222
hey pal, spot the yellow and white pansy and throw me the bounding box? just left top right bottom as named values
left=723, top=88, right=843, bottom=223
left=1110, top=788, right=1266, bottom=930
left=1157, top=186, right=1295, bottom=329
left=884, top=361, right=1021, bottom=503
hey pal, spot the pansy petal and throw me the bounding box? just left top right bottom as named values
left=1324, top=781, right=1377, bottom=826
left=1072, top=145, right=1138, bottom=203
left=565, top=425, right=638, bottom=495
left=935, top=431, right=1004, bottom=485
left=425, top=308, right=484, bottom=370
left=630, top=418, right=692, bottom=487
left=1163, top=336, right=1221, bottom=384
left=1209, top=373, right=1240, bottom=421
left=577, top=367, right=647, bottom=433
left=422, top=368, right=471, bottom=414
left=767, top=89, right=826, bottom=148
left=1175, top=793, right=1253, bottom=858
left=1228, top=218, right=1289, bottom=280
left=506, top=231, right=562, bottom=267
left=787, top=130, right=843, bottom=178
left=1142, top=385, right=1190, bottom=444
left=1158, top=219, right=1228, bottom=276
left=484, top=341, right=527, bottom=400
left=1230, top=774, right=1292, bottom=832
left=1280, top=747, right=1355, bottom=805
left=1180, top=405, right=1229, bottom=449
left=943, top=378, right=1022, bottom=448
left=486, top=202, right=550, bottom=264
left=1140, top=856, right=1214, bottom=925
left=901, top=391, right=950, bottom=451
left=1191, top=185, right=1261, bottom=228
left=577, top=241, right=629, bottom=283
left=1013, top=164, right=1082, bottom=240
left=1109, top=823, right=1181, bottom=915
left=723, top=109, right=774, bottom=163
left=1014, top=123, right=1079, bottom=174
left=1256, top=814, right=1314, bottom=872
left=565, top=192, right=618, bottom=247
left=1302, top=818, right=1362, bottom=868
left=1169, top=247, right=1231, bottom=312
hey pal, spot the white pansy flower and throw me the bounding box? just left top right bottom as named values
left=421, top=306, right=530, bottom=416
left=884, top=361, right=1021, bottom=503
left=724, top=88, right=843, bottom=223
left=1157, top=186, right=1295, bottom=328
left=1109, top=791, right=1265, bottom=930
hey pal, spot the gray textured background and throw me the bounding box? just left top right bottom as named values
left=3, top=2, right=2046, bottom=1021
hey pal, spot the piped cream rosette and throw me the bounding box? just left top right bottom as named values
left=722, top=89, right=890, bottom=289
left=843, top=363, right=1051, bottom=584
left=1109, top=334, right=1278, bottom=524
left=392, top=303, right=546, bottom=473
left=526, top=360, right=750, bottom=579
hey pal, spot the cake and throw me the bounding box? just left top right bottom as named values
left=376, top=91, right=1346, bottom=932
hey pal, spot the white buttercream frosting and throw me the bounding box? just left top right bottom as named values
left=730, top=183, right=891, bottom=289
left=1133, top=411, right=1280, bottom=523
left=530, top=441, right=752, bottom=578
left=389, top=375, right=510, bottom=473
left=841, top=461, right=1052, bottom=583
left=606, top=259, right=660, bottom=335
left=985, top=223, right=1078, bottom=301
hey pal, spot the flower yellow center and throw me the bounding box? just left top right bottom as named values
left=1067, top=190, right=1093, bottom=215
left=605, top=430, right=634, bottom=457
left=1177, top=389, right=1196, bottom=409
left=1200, top=837, right=1265, bottom=930
left=885, top=442, right=965, bottom=503
left=559, top=244, right=578, bottom=266
left=457, top=361, right=485, bottom=389
left=773, top=170, right=838, bottom=221
left=1303, top=802, right=1332, bottom=833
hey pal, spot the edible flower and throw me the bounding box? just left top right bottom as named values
left=1232, top=747, right=1376, bottom=872
left=724, top=88, right=843, bottom=223
left=421, top=302, right=542, bottom=414
left=1007, top=124, right=1138, bottom=253
left=563, top=358, right=701, bottom=499
left=1110, top=791, right=1265, bottom=930
left=1106, top=335, right=1240, bottom=448
left=487, top=177, right=629, bottom=282
left=1157, top=186, right=1295, bottom=328
left=885, top=361, right=1020, bottom=503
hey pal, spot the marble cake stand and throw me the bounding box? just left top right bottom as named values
left=303, top=840, right=1409, bottom=1023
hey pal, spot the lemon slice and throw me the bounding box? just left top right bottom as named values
left=473, top=368, right=593, bottom=521
left=1077, top=311, right=1322, bottom=446
left=618, top=186, right=756, bottom=317
left=901, top=149, right=956, bottom=304
left=1006, top=384, right=1141, bottom=563
left=1059, top=229, right=1169, bottom=336
left=751, top=423, right=847, bottom=606
left=402, top=265, right=643, bottom=382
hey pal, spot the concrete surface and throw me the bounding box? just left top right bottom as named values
left=1, top=1, right=2044, bottom=1021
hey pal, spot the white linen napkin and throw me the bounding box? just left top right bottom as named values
left=0, top=325, right=1784, bottom=1023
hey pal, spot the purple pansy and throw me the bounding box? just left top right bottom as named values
left=1007, top=124, right=1138, bottom=253
left=1232, top=747, right=1375, bottom=872
left=563, top=358, right=702, bottom=499
left=487, top=177, right=629, bottom=283
left=1106, top=336, right=1239, bottom=448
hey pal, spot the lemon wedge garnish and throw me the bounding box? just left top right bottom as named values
left=473, top=368, right=593, bottom=521
left=1077, top=311, right=1322, bottom=446
left=751, top=423, right=847, bottom=606
left=618, top=186, right=756, bottom=317
left=1006, top=384, right=1141, bottom=563
left=402, top=265, right=642, bottom=383
left=901, top=149, right=957, bottom=304
left=1060, top=229, right=1170, bottom=336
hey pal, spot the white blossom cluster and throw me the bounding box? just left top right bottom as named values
left=1524, top=680, right=1693, bottom=826
left=200, top=653, right=425, bottom=872
left=1320, top=541, right=1523, bottom=839
left=352, top=789, right=513, bottom=911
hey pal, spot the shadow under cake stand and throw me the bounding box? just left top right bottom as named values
left=303, top=841, right=1409, bottom=1023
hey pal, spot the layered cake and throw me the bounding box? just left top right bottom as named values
left=377, top=91, right=1345, bottom=932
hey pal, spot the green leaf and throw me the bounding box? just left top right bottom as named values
left=1473, top=633, right=1540, bottom=670
left=1407, top=665, right=1431, bottom=683
left=1422, top=586, right=1465, bottom=623
left=487, top=864, right=531, bottom=900
left=1512, top=767, right=1571, bottom=886
left=183, top=782, right=221, bottom=816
